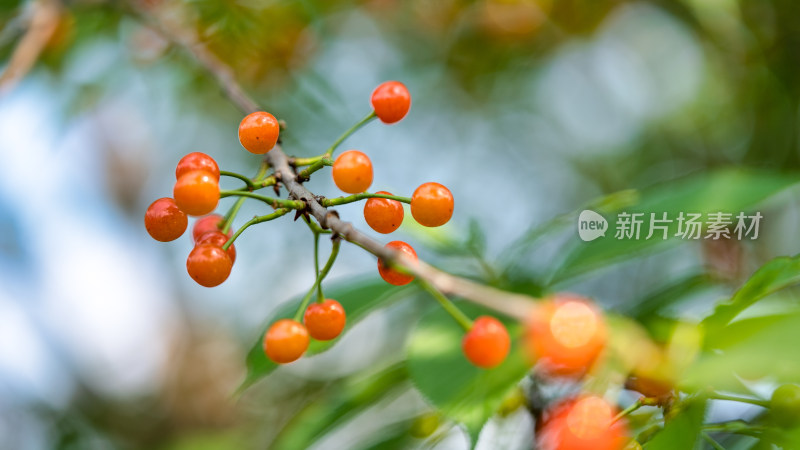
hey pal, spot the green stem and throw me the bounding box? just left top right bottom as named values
left=701, top=432, right=725, bottom=450
left=613, top=398, right=644, bottom=423
left=219, top=161, right=273, bottom=232
left=701, top=421, right=766, bottom=437
left=322, top=192, right=411, bottom=207
left=221, top=196, right=246, bottom=235
left=220, top=170, right=256, bottom=190
left=291, top=112, right=377, bottom=182
left=324, top=111, right=376, bottom=158
left=219, top=190, right=305, bottom=209
left=294, top=238, right=341, bottom=321
left=313, top=233, right=323, bottom=303
left=292, top=156, right=323, bottom=166
left=222, top=209, right=290, bottom=251
left=708, top=393, right=769, bottom=408
left=254, top=160, right=270, bottom=180
left=296, top=157, right=333, bottom=181
left=418, top=280, right=474, bottom=331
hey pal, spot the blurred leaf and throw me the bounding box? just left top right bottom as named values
left=500, top=189, right=639, bottom=272
left=466, top=219, right=487, bottom=256
left=239, top=279, right=415, bottom=391
left=551, top=168, right=797, bottom=284
left=271, top=364, right=410, bottom=449
left=702, top=254, right=800, bottom=335
left=359, top=427, right=413, bottom=450
left=683, top=312, right=800, bottom=391
left=625, top=273, right=715, bottom=321
left=407, top=303, right=529, bottom=445
left=643, top=398, right=706, bottom=450
left=165, top=430, right=246, bottom=450
left=416, top=218, right=487, bottom=258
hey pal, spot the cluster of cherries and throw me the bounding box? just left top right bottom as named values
left=142, top=81, right=649, bottom=449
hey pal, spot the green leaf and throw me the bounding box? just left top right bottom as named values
left=702, top=254, right=800, bottom=334
left=643, top=398, right=707, bottom=450
left=406, top=303, right=529, bottom=445
left=551, top=169, right=797, bottom=284
left=683, top=312, right=800, bottom=391
left=239, top=279, right=415, bottom=392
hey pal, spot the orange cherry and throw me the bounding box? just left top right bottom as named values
left=462, top=316, right=511, bottom=368
left=173, top=169, right=219, bottom=216
left=332, top=150, right=373, bottom=194
left=378, top=240, right=417, bottom=286
left=524, top=294, right=607, bottom=377
left=239, top=111, right=280, bottom=154
left=263, top=319, right=310, bottom=364
left=410, top=182, right=453, bottom=227
left=364, top=191, right=404, bottom=234
left=304, top=299, right=346, bottom=341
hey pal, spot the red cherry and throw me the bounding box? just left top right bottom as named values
left=378, top=241, right=418, bottom=286
left=192, top=214, right=231, bottom=242
left=144, top=197, right=187, bottom=242
left=176, top=152, right=219, bottom=181
left=371, top=81, right=411, bottom=124
left=196, top=230, right=236, bottom=264
left=186, top=243, right=232, bottom=287
left=537, top=395, right=629, bottom=450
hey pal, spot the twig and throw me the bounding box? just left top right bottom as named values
left=131, top=3, right=537, bottom=321
left=0, top=0, right=62, bottom=95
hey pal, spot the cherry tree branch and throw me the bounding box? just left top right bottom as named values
left=131, top=3, right=536, bottom=320
left=0, top=0, right=61, bottom=95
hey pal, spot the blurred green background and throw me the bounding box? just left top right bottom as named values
left=2, top=0, right=800, bottom=448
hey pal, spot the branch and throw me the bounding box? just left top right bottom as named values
left=132, top=4, right=536, bottom=321
left=0, top=0, right=62, bottom=95
left=126, top=1, right=259, bottom=115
